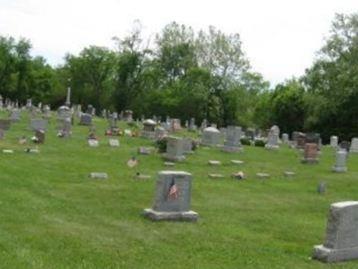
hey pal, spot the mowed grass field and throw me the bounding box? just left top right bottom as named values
left=0, top=112, right=358, bottom=269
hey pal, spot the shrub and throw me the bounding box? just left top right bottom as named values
left=254, top=139, right=266, bottom=147
left=240, top=138, right=251, bottom=146
left=156, top=137, right=168, bottom=153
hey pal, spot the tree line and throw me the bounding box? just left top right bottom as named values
left=0, top=14, right=357, bottom=141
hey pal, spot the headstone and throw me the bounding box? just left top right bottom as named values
left=296, top=132, right=306, bottom=149
left=209, top=173, right=224, bottom=179
left=200, top=119, right=208, bottom=130
left=170, top=119, right=181, bottom=132
left=201, top=127, right=221, bottom=147
left=301, top=143, right=319, bottom=164
left=182, top=138, right=193, bottom=154
left=282, top=133, right=289, bottom=144
left=231, top=171, right=245, bottom=180
left=189, top=118, right=197, bottom=131
left=330, top=136, right=338, bottom=148
left=143, top=171, right=198, bottom=221
left=0, top=129, right=4, bottom=139
left=231, top=160, right=244, bottom=165
left=317, top=182, right=326, bottom=194
left=265, top=125, right=280, bottom=149
left=350, top=138, right=358, bottom=153
left=88, top=139, right=99, bottom=147
left=284, top=171, right=296, bottom=177
left=58, top=117, right=72, bottom=138
left=256, top=173, right=270, bottom=179
left=208, top=160, right=221, bottom=166
left=80, top=113, right=92, bottom=126
left=138, top=147, right=152, bottom=155
left=141, top=119, right=156, bottom=139
left=89, top=172, right=108, bottom=179
left=163, top=136, right=185, bottom=162
left=109, top=139, right=120, bottom=147
left=30, top=119, right=48, bottom=131
left=332, top=150, right=348, bottom=173
left=313, top=201, right=358, bottom=262
left=154, top=126, right=167, bottom=140
left=123, top=110, right=133, bottom=122
left=9, top=110, right=20, bottom=122
left=222, top=126, right=242, bottom=152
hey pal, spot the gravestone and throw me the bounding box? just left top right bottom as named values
left=9, top=110, right=20, bottom=122
left=170, top=119, right=181, bottom=132
left=301, top=143, right=319, bottom=164
left=200, top=119, right=208, bottom=130
left=141, top=119, right=156, bottom=139
left=265, top=125, right=280, bottom=150
left=201, top=127, right=221, bottom=147
left=188, top=118, right=197, bottom=131
left=222, top=126, right=242, bottom=152
left=330, top=136, right=338, bottom=148
left=350, top=138, right=358, bottom=153
left=182, top=138, right=193, bottom=154
left=88, top=139, right=99, bottom=147
left=123, top=110, right=133, bottom=122
left=296, top=132, right=307, bottom=149
left=30, top=119, right=48, bottom=131
left=313, top=201, right=358, bottom=262
left=163, top=136, right=185, bottom=162
left=282, top=133, right=289, bottom=144
left=332, top=150, right=348, bottom=173
left=109, top=139, right=120, bottom=147
left=58, top=117, right=72, bottom=138
left=80, top=113, right=92, bottom=126
left=143, top=171, right=198, bottom=221
left=154, top=126, right=167, bottom=140
left=89, top=172, right=108, bottom=179
left=0, top=119, right=11, bottom=131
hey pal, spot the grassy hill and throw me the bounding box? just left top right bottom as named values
left=0, top=112, right=357, bottom=269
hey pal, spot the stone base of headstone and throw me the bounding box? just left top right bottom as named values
left=265, top=144, right=279, bottom=150
left=162, top=153, right=185, bottom=162
left=143, top=208, right=198, bottom=222
left=301, top=158, right=319, bottom=164
left=332, top=166, right=347, bottom=173
left=313, top=244, right=358, bottom=263
left=221, top=145, right=243, bottom=153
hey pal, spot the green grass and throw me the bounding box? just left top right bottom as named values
left=0, top=112, right=358, bottom=268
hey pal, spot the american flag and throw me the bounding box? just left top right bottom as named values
left=167, top=179, right=179, bottom=200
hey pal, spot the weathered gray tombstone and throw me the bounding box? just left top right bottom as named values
left=200, top=119, right=208, bottom=130
left=296, top=132, right=307, bottom=149
left=123, top=110, right=133, bottom=122
left=143, top=171, right=198, bottom=221
left=330, top=136, right=338, bottom=148
left=30, top=119, right=48, bottom=131
left=170, top=119, right=181, bottom=132
left=265, top=125, right=280, bottom=150
left=9, top=110, right=20, bottom=122
left=282, top=133, right=289, bottom=144
left=182, top=138, right=193, bottom=154
left=80, top=113, right=92, bottom=126
left=301, top=143, right=319, bottom=164
left=0, top=119, right=11, bottom=131
left=222, top=126, right=242, bottom=152
left=313, top=201, right=358, bottom=262
left=350, top=138, right=358, bottom=153
left=201, top=127, right=221, bottom=147
left=163, top=136, right=185, bottom=162
left=58, top=117, right=72, bottom=138
left=141, top=119, right=156, bottom=139
left=189, top=118, right=197, bottom=131
left=154, top=126, right=167, bottom=140
left=332, top=150, right=348, bottom=173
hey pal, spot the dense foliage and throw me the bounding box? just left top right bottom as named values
left=0, top=14, right=357, bottom=140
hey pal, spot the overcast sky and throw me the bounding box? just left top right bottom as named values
left=0, top=0, right=357, bottom=85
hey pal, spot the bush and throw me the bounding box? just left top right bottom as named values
left=155, top=137, right=168, bottom=153
left=254, top=139, right=266, bottom=147
left=240, top=138, right=251, bottom=146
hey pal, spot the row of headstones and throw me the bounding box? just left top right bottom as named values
left=142, top=170, right=358, bottom=263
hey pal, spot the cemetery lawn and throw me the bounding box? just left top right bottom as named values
left=1, top=114, right=358, bottom=269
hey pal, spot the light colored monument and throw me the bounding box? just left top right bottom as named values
left=143, top=171, right=198, bottom=221
left=313, top=201, right=358, bottom=262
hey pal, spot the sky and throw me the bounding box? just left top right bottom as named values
left=0, top=0, right=357, bottom=85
